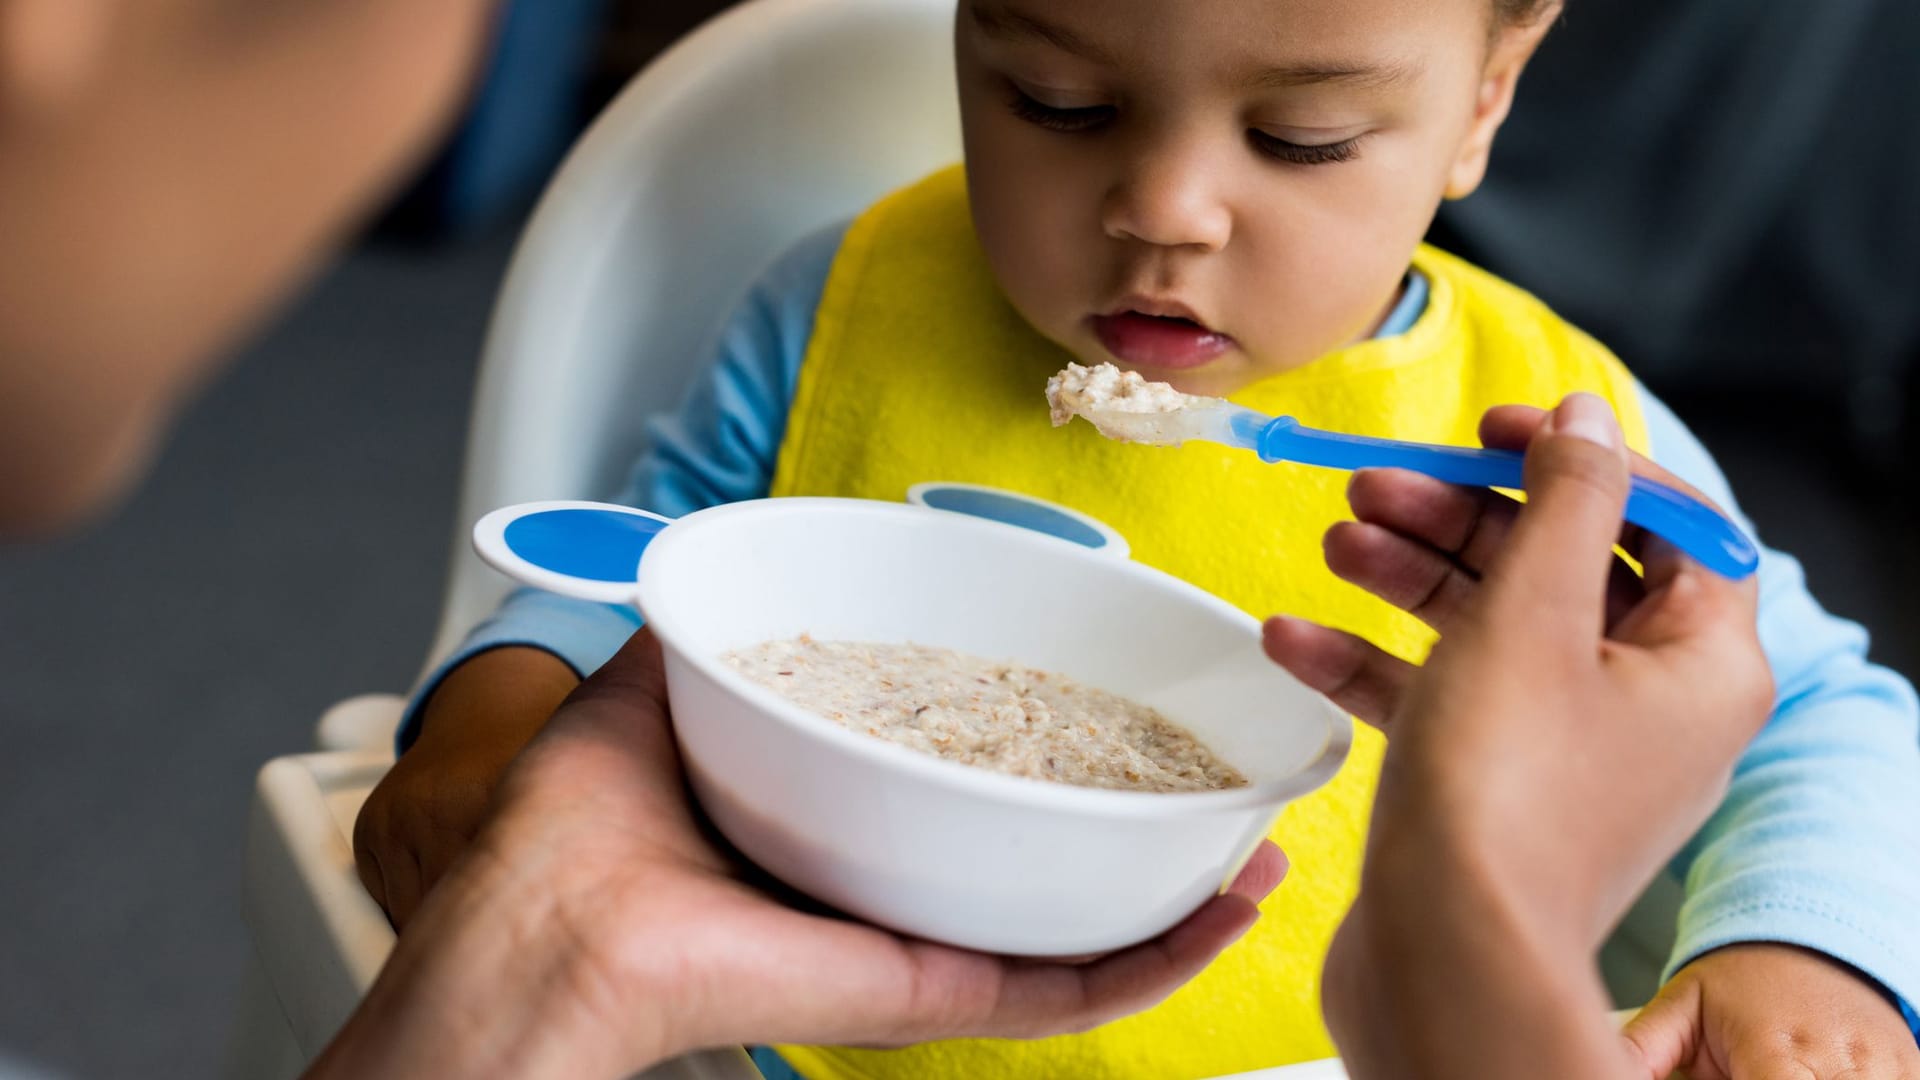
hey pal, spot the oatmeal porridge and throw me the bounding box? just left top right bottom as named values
left=724, top=635, right=1247, bottom=793
left=1046, top=361, right=1195, bottom=433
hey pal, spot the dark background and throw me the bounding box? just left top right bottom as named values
left=0, top=2, right=1913, bottom=1076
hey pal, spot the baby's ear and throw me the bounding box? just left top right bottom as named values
left=0, top=0, right=110, bottom=118
left=1445, top=11, right=1561, bottom=200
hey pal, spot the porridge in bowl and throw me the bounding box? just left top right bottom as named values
left=724, top=635, right=1247, bottom=793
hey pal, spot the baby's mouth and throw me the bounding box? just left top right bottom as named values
left=1088, top=309, right=1235, bottom=371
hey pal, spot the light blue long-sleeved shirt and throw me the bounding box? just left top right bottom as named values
left=405, top=222, right=1920, bottom=1036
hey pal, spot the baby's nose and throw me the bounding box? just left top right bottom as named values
left=1101, top=144, right=1232, bottom=252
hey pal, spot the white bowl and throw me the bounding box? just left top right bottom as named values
left=627, top=498, right=1350, bottom=956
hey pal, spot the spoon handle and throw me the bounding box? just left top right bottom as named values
left=1257, top=417, right=1759, bottom=580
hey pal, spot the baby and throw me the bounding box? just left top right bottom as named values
left=356, top=1, right=1920, bottom=1077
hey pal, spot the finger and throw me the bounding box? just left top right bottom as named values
left=1262, top=615, right=1417, bottom=728
left=1483, top=403, right=1704, bottom=511
left=1608, top=557, right=1740, bottom=651
left=1485, top=404, right=1661, bottom=563
left=1485, top=405, right=1754, bottom=647
left=1336, top=478, right=1646, bottom=633
left=1619, top=977, right=1705, bottom=1080
left=1480, top=393, right=1632, bottom=639
left=1324, top=520, right=1483, bottom=634
left=1606, top=573, right=1773, bottom=755
left=511, top=629, right=679, bottom=812
left=887, top=895, right=1264, bottom=1043
left=1597, top=458, right=1759, bottom=663
left=1485, top=405, right=1753, bottom=589
left=1223, top=840, right=1288, bottom=903
left=1347, top=468, right=1519, bottom=576
left=1608, top=474, right=1746, bottom=620
left=711, top=888, right=1259, bottom=1051
left=733, top=849, right=1290, bottom=1045
left=1478, top=403, right=1549, bottom=453
left=508, top=628, right=701, bottom=837
left=1056, top=892, right=1263, bottom=1027
left=561, top=626, right=670, bottom=714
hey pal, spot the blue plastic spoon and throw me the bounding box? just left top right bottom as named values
left=1060, top=389, right=1759, bottom=581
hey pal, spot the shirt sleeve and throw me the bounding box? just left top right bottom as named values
left=394, top=221, right=848, bottom=753
left=1643, top=387, right=1920, bottom=1037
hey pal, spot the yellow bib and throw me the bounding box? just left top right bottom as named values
left=771, top=165, right=1649, bottom=1079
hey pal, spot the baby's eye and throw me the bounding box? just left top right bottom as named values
left=1007, top=87, right=1114, bottom=134
left=1249, top=129, right=1363, bottom=167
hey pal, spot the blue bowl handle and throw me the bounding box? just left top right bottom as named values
left=472, top=501, right=677, bottom=604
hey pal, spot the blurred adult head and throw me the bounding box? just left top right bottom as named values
left=0, top=0, right=497, bottom=533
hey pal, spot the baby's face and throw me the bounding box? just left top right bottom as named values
left=957, top=0, right=1548, bottom=397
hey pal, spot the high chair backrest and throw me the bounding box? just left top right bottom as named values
left=428, top=0, right=963, bottom=667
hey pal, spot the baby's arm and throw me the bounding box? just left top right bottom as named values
left=354, top=222, right=847, bottom=925
left=354, top=641, right=582, bottom=926
left=352, top=593, right=636, bottom=925
left=1624, top=391, right=1920, bottom=1073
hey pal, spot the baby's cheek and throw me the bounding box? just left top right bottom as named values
left=987, top=242, right=1091, bottom=344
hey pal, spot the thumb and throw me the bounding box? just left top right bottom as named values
left=564, top=627, right=669, bottom=711
left=513, top=627, right=680, bottom=792
left=1481, top=393, right=1632, bottom=639
left=1620, top=976, right=1703, bottom=1079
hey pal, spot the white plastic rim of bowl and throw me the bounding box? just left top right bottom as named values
left=638, top=499, right=1348, bottom=814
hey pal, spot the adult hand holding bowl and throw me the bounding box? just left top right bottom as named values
left=311, top=626, right=1291, bottom=1079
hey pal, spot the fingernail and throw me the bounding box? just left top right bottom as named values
left=1549, top=393, right=1621, bottom=451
